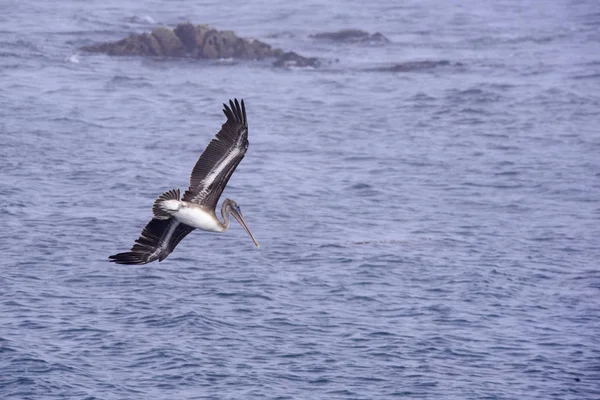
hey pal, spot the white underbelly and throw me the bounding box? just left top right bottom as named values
left=173, top=207, right=221, bottom=232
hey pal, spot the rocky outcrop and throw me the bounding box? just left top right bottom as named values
left=81, top=22, right=316, bottom=67
left=272, top=51, right=319, bottom=68
left=310, top=29, right=389, bottom=43
left=81, top=24, right=462, bottom=72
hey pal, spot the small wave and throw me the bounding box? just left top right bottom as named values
left=351, top=240, right=407, bottom=245
left=369, top=60, right=464, bottom=73
left=350, top=183, right=373, bottom=190
left=124, top=15, right=156, bottom=25
left=462, top=182, right=523, bottom=189
left=104, top=75, right=154, bottom=90
left=142, top=15, right=155, bottom=24
left=446, top=88, right=503, bottom=103
left=494, top=171, right=519, bottom=176
left=409, top=92, right=437, bottom=101
left=66, top=53, right=79, bottom=64
left=571, top=73, right=600, bottom=80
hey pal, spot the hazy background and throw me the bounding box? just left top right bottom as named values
left=1, top=1, right=599, bottom=399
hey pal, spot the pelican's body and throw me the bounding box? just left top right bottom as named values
left=167, top=203, right=221, bottom=232
left=109, top=99, right=259, bottom=265
left=154, top=197, right=221, bottom=231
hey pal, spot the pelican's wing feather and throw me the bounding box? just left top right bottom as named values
left=182, top=99, right=248, bottom=209
left=109, top=219, right=195, bottom=265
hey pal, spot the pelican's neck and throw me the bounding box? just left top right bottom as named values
left=220, top=201, right=231, bottom=232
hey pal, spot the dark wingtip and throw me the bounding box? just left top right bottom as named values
left=241, top=99, right=246, bottom=126
left=108, top=252, right=148, bottom=265
left=222, top=98, right=247, bottom=127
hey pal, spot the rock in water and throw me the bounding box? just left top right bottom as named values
left=310, top=29, right=389, bottom=43
left=272, top=51, right=320, bottom=68
left=385, top=60, right=464, bottom=72
left=151, top=27, right=184, bottom=56
left=80, top=22, right=319, bottom=68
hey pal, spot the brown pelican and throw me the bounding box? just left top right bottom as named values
left=109, top=98, right=259, bottom=265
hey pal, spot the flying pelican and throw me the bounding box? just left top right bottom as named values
left=109, top=98, right=259, bottom=265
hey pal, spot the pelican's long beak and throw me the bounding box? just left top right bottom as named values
left=230, top=206, right=260, bottom=248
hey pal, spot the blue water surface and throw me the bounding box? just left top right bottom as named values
left=1, top=1, right=600, bottom=399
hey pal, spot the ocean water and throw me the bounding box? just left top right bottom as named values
left=1, top=0, right=600, bottom=398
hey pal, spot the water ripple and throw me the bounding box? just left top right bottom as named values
left=1, top=1, right=599, bottom=399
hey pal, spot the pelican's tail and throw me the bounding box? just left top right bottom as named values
left=152, top=188, right=181, bottom=219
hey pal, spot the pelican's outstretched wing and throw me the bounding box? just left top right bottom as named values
left=109, top=219, right=195, bottom=265
left=182, top=98, right=248, bottom=209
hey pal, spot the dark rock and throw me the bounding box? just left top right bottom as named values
left=139, top=33, right=161, bottom=56
left=202, top=29, right=240, bottom=59
left=173, top=22, right=198, bottom=53
left=189, top=24, right=212, bottom=58
left=391, top=60, right=450, bottom=71
left=81, top=23, right=321, bottom=68
left=236, top=38, right=276, bottom=59
left=373, top=60, right=464, bottom=72
left=272, top=51, right=320, bottom=68
left=369, top=32, right=389, bottom=42
left=83, top=23, right=276, bottom=60
left=194, top=25, right=212, bottom=47
left=151, top=27, right=184, bottom=56
left=311, top=29, right=389, bottom=43
left=201, top=29, right=221, bottom=59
